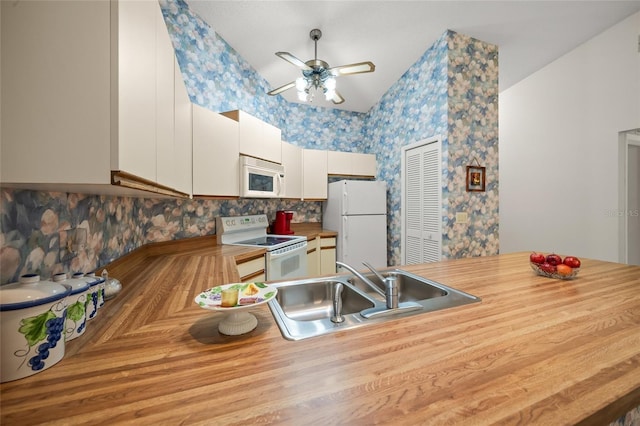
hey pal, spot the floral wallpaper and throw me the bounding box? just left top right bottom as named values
left=0, top=190, right=320, bottom=284
left=0, top=0, right=498, bottom=285
left=364, top=30, right=499, bottom=263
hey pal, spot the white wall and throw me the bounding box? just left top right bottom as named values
left=499, top=11, right=640, bottom=262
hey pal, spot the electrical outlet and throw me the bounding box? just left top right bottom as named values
left=66, top=227, right=87, bottom=253
left=456, top=212, right=468, bottom=224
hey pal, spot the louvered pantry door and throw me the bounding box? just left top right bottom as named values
left=403, top=140, right=442, bottom=264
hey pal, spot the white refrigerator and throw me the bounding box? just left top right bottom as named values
left=322, top=180, right=388, bottom=269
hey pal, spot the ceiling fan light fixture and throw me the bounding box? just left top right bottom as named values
left=324, top=77, right=336, bottom=91
left=268, top=28, right=375, bottom=106
left=295, top=76, right=308, bottom=92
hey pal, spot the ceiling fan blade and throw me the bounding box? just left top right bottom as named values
left=330, top=90, right=345, bottom=105
left=329, top=61, right=375, bottom=76
left=268, top=81, right=296, bottom=96
left=275, top=52, right=312, bottom=71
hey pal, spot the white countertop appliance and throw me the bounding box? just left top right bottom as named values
left=216, top=214, right=307, bottom=281
left=323, top=180, right=388, bottom=268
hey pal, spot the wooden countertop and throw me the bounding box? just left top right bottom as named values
left=1, top=245, right=639, bottom=425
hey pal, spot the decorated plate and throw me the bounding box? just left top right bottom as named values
left=195, top=282, right=277, bottom=311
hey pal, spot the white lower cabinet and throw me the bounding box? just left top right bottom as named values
left=320, top=236, right=337, bottom=275
left=307, top=238, right=320, bottom=276
left=236, top=254, right=266, bottom=283
left=306, top=236, right=336, bottom=276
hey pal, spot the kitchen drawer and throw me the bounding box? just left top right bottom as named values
left=236, top=255, right=265, bottom=282
left=320, top=237, right=336, bottom=248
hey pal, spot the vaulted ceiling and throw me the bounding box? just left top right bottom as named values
left=186, top=1, right=640, bottom=113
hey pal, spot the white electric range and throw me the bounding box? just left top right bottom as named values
left=216, top=215, right=308, bottom=281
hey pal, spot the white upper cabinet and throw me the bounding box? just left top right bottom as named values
left=221, top=110, right=282, bottom=164
left=302, top=149, right=328, bottom=200
left=327, top=151, right=377, bottom=177
left=281, top=141, right=303, bottom=199
left=1, top=0, right=111, bottom=186
left=169, top=59, right=194, bottom=195
left=192, top=105, right=240, bottom=197
left=1, top=0, right=191, bottom=197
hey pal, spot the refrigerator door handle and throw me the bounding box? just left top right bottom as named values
left=342, top=216, right=348, bottom=253
left=343, top=190, right=348, bottom=215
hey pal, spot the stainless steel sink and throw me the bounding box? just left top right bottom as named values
left=275, top=279, right=375, bottom=321
left=348, top=270, right=448, bottom=303
left=267, top=269, right=480, bottom=340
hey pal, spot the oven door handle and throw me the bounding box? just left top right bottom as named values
left=269, top=242, right=307, bottom=258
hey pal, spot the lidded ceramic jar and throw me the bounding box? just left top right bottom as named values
left=86, top=271, right=106, bottom=309
left=101, top=269, right=122, bottom=301
left=51, top=273, right=90, bottom=341
left=73, top=273, right=100, bottom=321
left=0, top=274, right=71, bottom=383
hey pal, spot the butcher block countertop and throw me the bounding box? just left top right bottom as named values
left=1, top=239, right=639, bottom=425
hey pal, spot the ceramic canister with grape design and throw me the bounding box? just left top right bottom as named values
left=0, top=274, right=71, bottom=383
left=73, top=273, right=101, bottom=320
left=51, top=273, right=91, bottom=341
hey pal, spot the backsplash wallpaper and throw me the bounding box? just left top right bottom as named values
left=0, top=0, right=498, bottom=285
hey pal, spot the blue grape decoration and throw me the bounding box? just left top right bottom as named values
left=17, top=307, right=66, bottom=372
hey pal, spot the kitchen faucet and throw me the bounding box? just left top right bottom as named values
left=336, top=261, right=398, bottom=309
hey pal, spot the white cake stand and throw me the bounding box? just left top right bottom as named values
left=217, top=310, right=259, bottom=335
left=195, top=283, right=278, bottom=336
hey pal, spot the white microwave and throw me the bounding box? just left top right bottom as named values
left=239, top=155, right=285, bottom=198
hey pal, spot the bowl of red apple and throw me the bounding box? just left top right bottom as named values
left=529, top=252, right=581, bottom=280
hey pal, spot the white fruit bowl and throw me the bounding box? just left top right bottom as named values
left=530, top=262, right=580, bottom=280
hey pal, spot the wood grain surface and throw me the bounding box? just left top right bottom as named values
left=1, top=248, right=639, bottom=425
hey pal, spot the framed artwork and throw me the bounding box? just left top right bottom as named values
left=466, top=165, right=485, bottom=192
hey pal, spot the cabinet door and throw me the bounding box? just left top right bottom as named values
left=327, top=151, right=352, bottom=175
left=192, top=105, right=239, bottom=196
left=237, top=111, right=263, bottom=159
left=352, top=153, right=377, bottom=177
left=222, top=110, right=282, bottom=164
left=155, top=5, right=177, bottom=191
left=281, top=142, right=302, bottom=199
left=117, top=0, right=157, bottom=181
left=307, top=238, right=320, bottom=276
left=302, top=149, right=328, bottom=200
left=320, top=237, right=337, bottom=275
left=1, top=0, right=111, bottom=184
left=327, top=151, right=376, bottom=177
left=262, top=121, right=283, bottom=164
left=172, top=59, right=193, bottom=195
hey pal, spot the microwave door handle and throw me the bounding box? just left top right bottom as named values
left=277, top=173, right=284, bottom=196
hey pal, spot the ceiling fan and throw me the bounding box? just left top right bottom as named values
left=267, top=29, right=375, bottom=105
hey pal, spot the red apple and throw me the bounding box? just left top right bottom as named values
left=539, top=262, right=557, bottom=274
left=563, top=256, right=581, bottom=268
left=546, top=254, right=562, bottom=266
left=530, top=252, right=545, bottom=264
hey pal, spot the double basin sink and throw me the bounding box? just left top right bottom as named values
left=267, top=268, right=481, bottom=340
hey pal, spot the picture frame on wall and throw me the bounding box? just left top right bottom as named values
left=466, top=165, right=486, bottom=192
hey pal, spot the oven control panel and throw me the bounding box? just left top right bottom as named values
left=216, top=215, right=270, bottom=245
left=218, top=214, right=268, bottom=231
